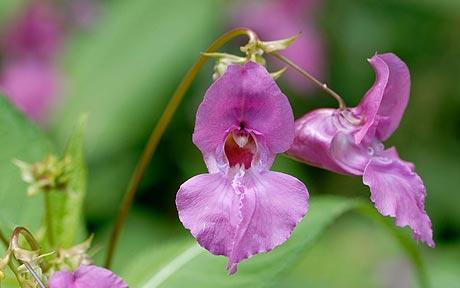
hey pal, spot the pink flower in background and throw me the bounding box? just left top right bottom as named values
left=2, top=2, right=62, bottom=60
left=287, top=53, right=434, bottom=247
left=48, top=265, right=128, bottom=288
left=176, top=62, right=308, bottom=274
left=70, top=0, right=99, bottom=28
left=0, top=59, right=58, bottom=122
left=234, top=0, right=325, bottom=91
left=0, top=2, right=63, bottom=122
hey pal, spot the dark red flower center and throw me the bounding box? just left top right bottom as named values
left=224, top=130, right=256, bottom=169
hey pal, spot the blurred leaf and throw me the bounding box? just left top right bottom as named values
left=283, top=215, right=418, bottom=288
left=122, top=196, right=430, bottom=287
left=92, top=206, right=180, bottom=273
left=120, top=197, right=365, bottom=287
left=45, top=115, right=88, bottom=248
left=0, top=0, right=24, bottom=22
left=427, top=244, right=460, bottom=288
left=53, top=0, right=220, bottom=160
left=52, top=0, right=221, bottom=222
left=0, top=95, right=53, bottom=233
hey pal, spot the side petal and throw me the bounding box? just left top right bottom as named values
left=355, top=53, right=411, bottom=143
left=227, top=170, right=308, bottom=274
left=363, top=156, right=434, bottom=247
left=353, top=55, right=389, bottom=144
left=330, top=132, right=370, bottom=175
left=193, top=62, right=294, bottom=158
left=287, top=108, right=351, bottom=175
left=373, top=53, right=411, bottom=141
left=176, top=173, right=240, bottom=257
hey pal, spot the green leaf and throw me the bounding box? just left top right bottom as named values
left=46, top=115, right=88, bottom=248
left=92, top=206, right=180, bottom=273
left=0, top=95, right=53, bottom=233
left=121, top=196, right=429, bottom=288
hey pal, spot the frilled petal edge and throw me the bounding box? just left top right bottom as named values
left=176, top=170, right=308, bottom=274
left=363, top=154, right=434, bottom=247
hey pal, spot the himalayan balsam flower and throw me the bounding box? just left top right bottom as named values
left=287, top=53, right=434, bottom=247
left=234, top=0, right=324, bottom=91
left=48, top=265, right=128, bottom=288
left=176, top=62, right=308, bottom=274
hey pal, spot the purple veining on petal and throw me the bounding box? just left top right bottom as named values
left=193, top=62, right=294, bottom=165
left=227, top=170, right=308, bottom=274
left=287, top=108, right=352, bottom=175
left=178, top=62, right=308, bottom=273
left=48, top=265, right=128, bottom=288
left=363, top=153, right=434, bottom=247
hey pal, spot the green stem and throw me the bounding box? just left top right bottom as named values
left=0, top=229, right=8, bottom=248
left=10, top=227, right=42, bottom=288
left=44, top=191, right=54, bottom=247
left=104, top=28, right=258, bottom=268
left=270, top=52, right=347, bottom=109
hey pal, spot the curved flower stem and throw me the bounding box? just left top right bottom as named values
left=270, top=51, right=347, bottom=109
left=11, top=227, right=40, bottom=251
left=104, top=27, right=258, bottom=268
left=44, top=191, right=55, bottom=247
left=10, top=227, right=44, bottom=288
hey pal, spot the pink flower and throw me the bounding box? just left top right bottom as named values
left=48, top=265, right=128, bottom=288
left=2, top=2, right=62, bottom=60
left=233, top=0, right=325, bottom=91
left=176, top=62, right=308, bottom=274
left=0, top=59, right=58, bottom=122
left=0, top=2, right=64, bottom=122
left=287, top=53, right=434, bottom=247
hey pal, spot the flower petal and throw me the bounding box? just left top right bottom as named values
left=48, top=270, right=74, bottom=288
left=330, top=132, right=371, bottom=175
left=176, top=173, right=240, bottom=257
left=287, top=108, right=351, bottom=175
left=353, top=55, right=389, bottom=144
left=227, top=170, right=308, bottom=273
left=354, top=53, right=411, bottom=143
left=193, top=62, right=294, bottom=159
left=372, top=53, right=411, bottom=141
left=363, top=155, right=434, bottom=247
left=49, top=265, right=128, bottom=288
left=176, top=170, right=308, bottom=274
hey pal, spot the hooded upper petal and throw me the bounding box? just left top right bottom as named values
left=363, top=152, right=434, bottom=247
left=48, top=265, right=128, bottom=288
left=354, top=53, right=410, bottom=143
left=193, top=62, right=295, bottom=160
left=176, top=169, right=308, bottom=274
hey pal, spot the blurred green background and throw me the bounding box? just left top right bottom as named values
left=0, top=0, right=459, bottom=287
